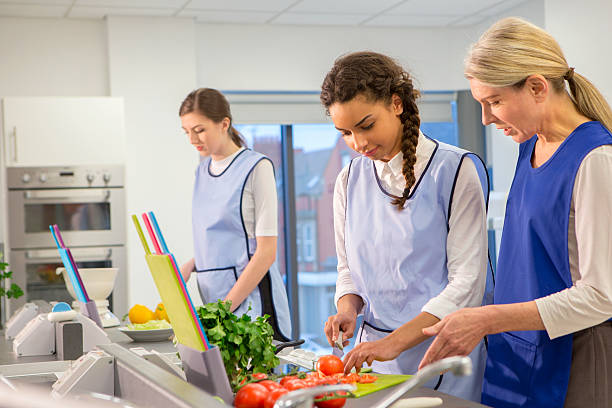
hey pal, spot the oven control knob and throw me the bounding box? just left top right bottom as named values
left=103, top=172, right=111, bottom=183
left=22, top=173, right=31, bottom=183
left=86, top=173, right=95, bottom=183
left=39, top=173, right=47, bottom=183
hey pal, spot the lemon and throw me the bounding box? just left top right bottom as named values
left=128, top=304, right=154, bottom=324
left=154, top=302, right=170, bottom=323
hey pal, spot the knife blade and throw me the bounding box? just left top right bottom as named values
left=332, top=330, right=344, bottom=357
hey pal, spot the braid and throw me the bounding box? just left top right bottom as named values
left=391, top=83, right=420, bottom=210
left=321, top=51, right=422, bottom=211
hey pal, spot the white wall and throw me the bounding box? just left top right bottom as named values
left=0, top=17, right=108, bottom=97
left=545, top=0, right=612, bottom=103
left=106, top=16, right=199, bottom=310
left=196, top=23, right=470, bottom=91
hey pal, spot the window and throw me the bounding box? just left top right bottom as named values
left=234, top=124, right=286, bottom=278
left=292, top=123, right=358, bottom=353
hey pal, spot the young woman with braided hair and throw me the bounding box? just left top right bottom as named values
left=321, top=51, right=492, bottom=401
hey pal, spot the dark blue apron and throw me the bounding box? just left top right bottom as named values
left=482, top=121, right=612, bottom=407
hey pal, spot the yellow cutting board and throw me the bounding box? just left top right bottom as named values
left=352, top=374, right=413, bottom=398
left=145, top=254, right=207, bottom=352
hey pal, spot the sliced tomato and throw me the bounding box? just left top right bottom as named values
left=358, top=374, right=377, bottom=384
left=341, top=373, right=360, bottom=384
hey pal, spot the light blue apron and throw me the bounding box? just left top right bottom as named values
left=345, top=138, right=491, bottom=402
left=192, top=149, right=292, bottom=341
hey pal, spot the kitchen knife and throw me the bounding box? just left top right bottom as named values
left=332, top=329, right=344, bottom=357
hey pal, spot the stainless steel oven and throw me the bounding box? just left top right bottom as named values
left=6, top=165, right=126, bottom=319
left=7, top=166, right=125, bottom=249
left=8, top=246, right=126, bottom=313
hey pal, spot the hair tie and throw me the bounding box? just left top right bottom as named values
left=564, top=67, right=575, bottom=81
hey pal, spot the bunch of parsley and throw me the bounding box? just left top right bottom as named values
left=197, top=300, right=279, bottom=390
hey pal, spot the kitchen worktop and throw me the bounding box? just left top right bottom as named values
left=0, top=328, right=488, bottom=407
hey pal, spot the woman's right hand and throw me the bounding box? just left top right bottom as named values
left=324, top=310, right=357, bottom=348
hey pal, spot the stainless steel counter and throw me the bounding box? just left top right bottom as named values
left=0, top=328, right=488, bottom=407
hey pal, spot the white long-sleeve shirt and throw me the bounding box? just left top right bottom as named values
left=333, top=132, right=488, bottom=320
left=536, top=145, right=612, bottom=339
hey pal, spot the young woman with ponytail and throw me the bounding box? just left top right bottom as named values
left=178, top=88, right=291, bottom=341
left=419, top=17, right=612, bottom=408
left=320, top=52, right=491, bottom=402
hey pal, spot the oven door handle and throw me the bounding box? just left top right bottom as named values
left=25, top=248, right=113, bottom=260
left=23, top=190, right=111, bottom=201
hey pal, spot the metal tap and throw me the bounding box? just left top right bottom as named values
left=374, top=356, right=473, bottom=408
left=274, top=383, right=356, bottom=408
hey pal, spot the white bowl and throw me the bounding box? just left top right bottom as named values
left=57, top=267, right=118, bottom=301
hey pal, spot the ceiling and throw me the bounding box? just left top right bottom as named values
left=0, top=0, right=529, bottom=27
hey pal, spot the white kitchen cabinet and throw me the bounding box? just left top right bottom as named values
left=2, top=97, right=125, bottom=166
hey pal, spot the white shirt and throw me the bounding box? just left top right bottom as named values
left=535, top=145, right=612, bottom=339
left=208, top=147, right=277, bottom=238
left=334, top=132, right=488, bottom=320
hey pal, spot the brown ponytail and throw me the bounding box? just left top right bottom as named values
left=179, top=88, right=246, bottom=147
left=320, top=51, right=420, bottom=210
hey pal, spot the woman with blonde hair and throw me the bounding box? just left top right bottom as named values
left=419, top=17, right=612, bottom=408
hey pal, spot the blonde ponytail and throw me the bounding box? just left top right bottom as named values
left=567, top=72, right=612, bottom=132
left=465, top=17, right=612, bottom=132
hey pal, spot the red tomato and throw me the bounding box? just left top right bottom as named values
left=279, top=375, right=298, bottom=387
left=234, top=383, right=268, bottom=408
left=358, top=374, right=377, bottom=384
left=317, top=355, right=344, bottom=376
left=342, top=373, right=360, bottom=384
left=316, top=376, right=339, bottom=386
left=283, top=379, right=306, bottom=391
left=257, top=380, right=281, bottom=391
left=252, top=373, right=268, bottom=380
left=314, top=391, right=348, bottom=408
left=263, top=388, right=289, bottom=408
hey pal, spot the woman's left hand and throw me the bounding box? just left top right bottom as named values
left=342, top=337, right=403, bottom=374
left=418, top=307, right=488, bottom=370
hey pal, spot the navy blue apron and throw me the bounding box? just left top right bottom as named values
left=482, top=121, right=612, bottom=407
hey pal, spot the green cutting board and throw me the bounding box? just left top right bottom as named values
left=353, top=374, right=413, bottom=398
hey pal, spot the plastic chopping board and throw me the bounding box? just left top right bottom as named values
left=352, top=374, right=413, bottom=398
left=145, top=254, right=206, bottom=352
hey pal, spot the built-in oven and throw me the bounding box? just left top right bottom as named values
left=6, top=165, right=126, bottom=320
left=7, top=166, right=125, bottom=249
left=8, top=246, right=126, bottom=313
